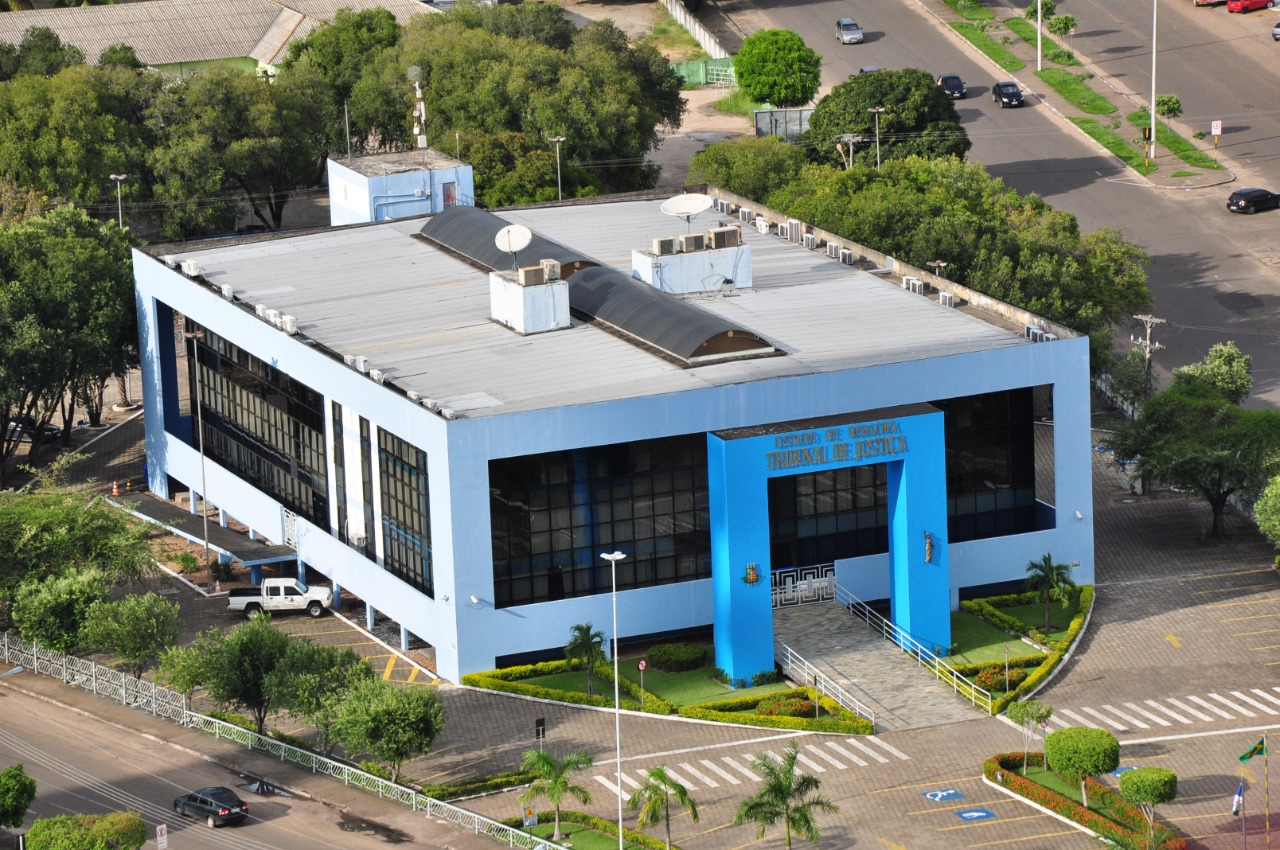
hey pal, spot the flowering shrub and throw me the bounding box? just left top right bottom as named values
left=647, top=642, right=707, bottom=672
left=984, top=753, right=1186, bottom=850
left=678, top=687, right=874, bottom=734
left=462, top=661, right=676, bottom=715
left=756, top=693, right=815, bottom=717
left=974, top=666, right=1029, bottom=692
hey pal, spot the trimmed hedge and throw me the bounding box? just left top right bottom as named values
left=678, top=687, right=874, bottom=734
left=462, top=659, right=677, bottom=715
left=502, top=809, right=676, bottom=850
left=647, top=642, right=707, bottom=672
left=985, top=752, right=1186, bottom=850
left=421, top=770, right=535, bottom=800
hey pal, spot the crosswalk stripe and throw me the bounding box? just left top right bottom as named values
left=1167, top=698, right=1215, bottom=721
left=825, top=742, right=868, bottom=767
left=1231, top=690, right=1276, bottom=713
left=1082, top=707, right=1128, bottom=730
left=866, top=737, right=911, bottom=761
left=1145, top=700, right=1192, bottom=724
left=1187, top=695, right=1235, bottom=719
left=722, top=756, right=759, bottom=781
left=663, top=767, right=695, bottom=788
left=805, top=744, right=847, bottom=769
left=678, top=763, right=718, bottom=788
left=619, top=772, right=640, bottom=790
left=845, top=738, right=890, bottom=764
left=1252, top=689, right=1280, bottom=709
left=1057, top=708, right=1100, bottom=728
left=700, top=759, right=741, bottom=785
left=1101, top=705, right=1149, bottom=729
left=792, top=751, right=826, bottom=773
left=1122, top=702, right=1171, bottom=727
left=1047, top=715, right=1072, bottom=728
left=1209, top=693, right=1256, bottom=717
left=595, top=775, right=620, bottom=794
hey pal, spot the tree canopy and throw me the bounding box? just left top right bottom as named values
left=687, top=136, right=807, bottom=202
left=1045, top=727, right=1118, bottom=808
left=0, top=27, right=84, bottom=82
left=334, top=677, right=445, bottom=782
left=519, top=748, right=593, bottom=842
left=802, top=69, right=971, bottom=168
left=25, top=811, right=146, bottom=850
left=733, top=30, right=821, bottom=108
left=80, top=592, right=183, bottom=679
left=0, top=763, right=36, bottom=829
left=1172, top=341, right=1252, bottom=404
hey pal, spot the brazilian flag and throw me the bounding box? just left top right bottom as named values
left=1239, top=738, right=1267, bottom=762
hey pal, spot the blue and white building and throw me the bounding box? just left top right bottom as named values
left=134, top=189, right=1093, bottom=684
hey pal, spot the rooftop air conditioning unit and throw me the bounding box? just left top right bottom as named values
left=825, top=242, right=842, bottom=259
left=180, top=260, right=203, bottom=277
left=162, top=255, right=178, bottom=268
left=265, top=309, right=281, bottom=326
left=540, top=259, right=561, bottom=281
left=421, top=396, right=438, bottom=411
left=406, top=390, right=421, bottom=402
left=802, top=234, right=817, bottom=250
left=903, top=276, right=924, bottom=294
left=739, top=208, right=753, bottom=223
left=706, top=226, right=738, bottom=250
left=354, top=355, right=370, bottom=373
left=440, top=407, right=457, bottom=420
left=754, top=217, right=770, bottom=235
left=344, top=354, right=356, bottom=368
left=281, top=314, right=298, bottom=335
left=840, top=248, right=856, bottom=265
left=349, top=530, right=366, bottom=548
left=787, top=219, right=803, bottom=242
left=517, top=265, right=545, bottom=286
left=220, top=284, right=234, bottom=300
left=776, top=222, right=791, bottom=241
left=1042, top=332, right=1057, bottom=342
left=652, top=237, right=675, bottom=256
left=1025, top=325, right=1046, bottom=342
left=256, top=304, right=268, bottom=319
left=368, top=368, right=385, bottom=384
left=939, top=292, right=956, bottom=307
left=679, top=233, right=705, bottom=253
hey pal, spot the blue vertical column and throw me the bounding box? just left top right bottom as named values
left=707, top=434, right=775, bottom=684
left=887, top=411, right=951, bottom=655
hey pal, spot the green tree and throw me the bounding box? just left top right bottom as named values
left=518, top=748, right=593, bottom=842
left=0, top=764, right=36, bottom=829
left=1110, top=377, right=1280, bottom=538
left=1173, top=341, right=1251, bottom=404
left=801, top=70, right=971, bottom=168
left=733, top=744, right=838, bottom=848
left=1047, top=14, right=1076, bottom=36
left=266, top=639, right=372, bottom=755
left=565, top=622, right=605, bottom=695
left=333, top=677, right=445, bottom=782
left=1253, top=474, right=1280, bottom=551
left=1045, top=727, right=1119, bottom=808
left=1106, top=347, right=1152, bottom=420
left=1025, top=0, right=1057, bottom=20
left=0, top=27, right=84, bottom=81
left=25, top=811, right=146, bottom=850
left=279, top=8, right=401, bottom=104
left=687, top=136, right=808, bottom=203
left=1005, top=699, right=1053, bottom=775
left=12, top=569, right=110, bottom=652
left=1023, top=554, right=1075, bottom=630
left=628, top=764, right=699, bottom=850
left=79, top=592, right=182, bottom=679
left=97, top=44, right=142, bottom=69
left=159, top=611, right=292, bottom=734
left=1154, top=94, right=1182, bottom=119
left=733, top=29, right=821, bottom=108
left=1118, top=767, right=1178, bottom=847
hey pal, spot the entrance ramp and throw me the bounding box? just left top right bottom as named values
left=774, top=602, right=987, bottom=731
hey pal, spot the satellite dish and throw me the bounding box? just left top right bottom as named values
left=494, top=224, right=533, bottom=270
left=660, top=193, right=714, bottom=232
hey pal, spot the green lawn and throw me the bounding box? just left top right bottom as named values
left=1172, top=170, right=1199, bottom=178
left=713, top=88, right=767, bottom=116
left=1003, top=18, right=1080, bottom=65
left=949, top=611, right=1045, bottom=665
left=1035, top=68, right=1115, bottom=115
left=524, top=663, right=789, bottom=708
left=942, top=0, right=996, bottom=20
left=641, top=7, right=709, bottom=62
left=1001, top=598, right=1080, bottom=641
left=525, top=821, right=648, bottom=850
left=949, top=23, right=1025, bottom=73
left=1126, top=109, right=1223, bottom=170
left=1069, top=117, right=1157, bottom=176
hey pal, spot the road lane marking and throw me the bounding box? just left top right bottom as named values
left=805, top=744, right=847, bottom=769
left=700, top=759, right=741, bottom=784
left=1101, top=705, right=1150, bottom=728
left=1082, top=707, right=1128, bottom=730
left=1235, top=629, right=1280, bottom=636
left=1253, top=689, right=1280, bottom=709
left=1186, top=695, right=1234, bottom=719
left=662, top=766, right=695, bottom=787
left=967, top=830, right=1085, bottom=847
left=846, top=738, right=891, bottom=763
left=594, top=775, right=620, bottom=794
left=678, top=762, right=718, bottom=788
left=867, top=737, right=911, bottom=760
left=826, top=742, right=868, bottom=766
left=1144, top=700, right=1191, bottom=724
left=1056, top=708, right=1100, bottom=727
left=792, top=751, right=826, bottom=772
left=871, top=776, right=978, bottom=793
left=1166, top=698, right=1214, bottom=722
left=1119, top=722, right=1280, bottom=746
left=1211, top=692, right=1259, bottom=716
left=722, top=757, right=759, bottom=781
left=1122, top=702, right=1171, bottom=726
left=618, top=772, right=640, bottom=789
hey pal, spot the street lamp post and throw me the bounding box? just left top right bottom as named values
left=926, top=259, right=950, bottom=280
left=1036, top=0, right=1043, bottom=72
left=867, top=107, right=885, bottom=170
left=600, top=550, right=627, bottom=850
left=185, top=331, right=212, bottom=590
left=109, top=173, right=128, bottom=228
left=1149, top=0, right=1158, bottom=162
left=549, top=135, right=566, bottom=202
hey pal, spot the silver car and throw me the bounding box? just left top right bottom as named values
left=837, top=18, right=864, bottom=44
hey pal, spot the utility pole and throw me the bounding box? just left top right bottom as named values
left=1130, top=314, right=1166, bottom=496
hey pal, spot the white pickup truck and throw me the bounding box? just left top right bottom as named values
left=227, top=578, right=333, bottom=618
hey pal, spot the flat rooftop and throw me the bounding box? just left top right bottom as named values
left=165, top=198, right=1033, bottom=417
left=331, top=149, right=468, bottom=178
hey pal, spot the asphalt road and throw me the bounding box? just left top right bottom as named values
left=734, top=0, right=1280, bottom=404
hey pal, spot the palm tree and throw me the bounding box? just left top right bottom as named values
left=518, top=748, right=593, bottom=842
left=733, top=744, right=838, bottom=849
left=628, top=765, right=700, bottom=850
left=565, top=622, right=605, bottom=695
left=1025, top=553, right=1077, bottom=630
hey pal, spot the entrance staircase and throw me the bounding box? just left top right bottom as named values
left=774, top=600, right=990, bottom=732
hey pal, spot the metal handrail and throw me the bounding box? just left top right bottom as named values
left=775, top=640, right=875, bottom=727
left=831, top=582, right=992, bottom=714
left=1, top=631, right=563, bottom=849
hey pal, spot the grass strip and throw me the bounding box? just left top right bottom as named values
left=1004, top=17, right=1080, bottom=66
left=1126, top=109, right=1223, bottom=170
left=1035, top=68, right=1115, bottom=115
left=714, top=87, right=767, bottom=116
left=950, top=22, right=1025, bottom=72
left=642, top=6, right=709, bottom=61
left=1069, top=117, right=1157, bottom=176
left=942, top=0, right=996, bottom=20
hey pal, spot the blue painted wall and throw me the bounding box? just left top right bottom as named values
left=327, top=159, right=476, bottom=226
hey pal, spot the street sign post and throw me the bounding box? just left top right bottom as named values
left=534, top=717, right=545, bottom=751
left=1004, top=643, right=1010, bottom=692
left=1211, top=120, right=1222, bottom=161
left=638, top=659, right=647, bottom=699
left=156, top=824, right=169, bottom=850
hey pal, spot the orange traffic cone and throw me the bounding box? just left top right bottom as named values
left=111, top=480, right=119, bottom=496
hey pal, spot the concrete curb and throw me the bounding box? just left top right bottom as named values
left=981, top=775, right=1104, bottom=841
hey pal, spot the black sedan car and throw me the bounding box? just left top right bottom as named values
left=1227, top=188, right=1280, bottom=214
left=937, top=73, right=967, bottom=99
left=173, top=787, right=249, bottom=828
left=992, top=81, right=1025, bottom=108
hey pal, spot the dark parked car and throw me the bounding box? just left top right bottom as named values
left=173, top=787, right=248, bottom=828
left=1273, top=20, right=1280, bottom=39
left=937, top=73, right=967, bottom=99
left=6, top=414, right=62, bottom=444
left=992, top=81, right=1024, bottom=107
left=1227, top=188, right=1280, bottom=214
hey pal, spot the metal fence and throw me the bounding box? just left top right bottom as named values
left=0, top=631, right=563, bottom=849
left=670, top=57, right=735, bottom=87
left=753, top=108, right=814, bottom=142
left=771, top=564, right=835, bottom=608
left=831, top=583, right=993, bottom=714
left=774, top=640, right=875, bottom=727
